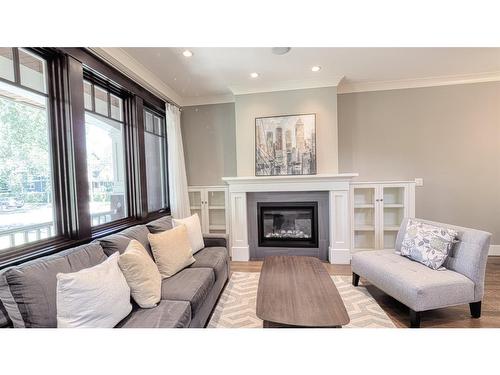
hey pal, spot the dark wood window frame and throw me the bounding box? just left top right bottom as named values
left=0, top=48, right=170, bottom=268
left=143, top=106, right=170, bottom=215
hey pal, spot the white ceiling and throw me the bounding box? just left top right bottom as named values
left=98, top=47, right=500, bottom=106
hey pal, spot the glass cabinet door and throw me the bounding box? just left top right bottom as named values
left=382, top=186, right=405, bottom=249
left=352, top=187, right=376, bottom=250
left=207, top=190, right=226, bottom=234
left=188, top=190, right=203, bottom=229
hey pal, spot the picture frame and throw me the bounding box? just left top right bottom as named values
left=255, top=113, right=316, bottom=176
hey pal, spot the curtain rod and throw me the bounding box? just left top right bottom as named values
left=86, top=48, right=182, bottom=110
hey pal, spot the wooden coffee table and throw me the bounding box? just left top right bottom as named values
left=256, top=256, right=350, bottom=328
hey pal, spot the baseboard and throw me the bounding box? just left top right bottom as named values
left=489, top=245, right=500, bottom=256
left=231, top=246, right=250, bottom=261
left=329, top=247, right=351, bottom=265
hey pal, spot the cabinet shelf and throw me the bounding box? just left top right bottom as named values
left=190, top=205, right=201, bottom=210
left=384, top=204, right=404, bottom=208
left=354, top=204, right=374, bottom=208
left=209, top=224, right=226, bottom=230
left=208, top=206, right=225, bottom=210
left=384, top=226, right=401, bottom=231
left=354, top=225, right=375, bottom=231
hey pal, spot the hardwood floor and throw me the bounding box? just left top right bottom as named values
left=231, top=257, right=500, bottom=328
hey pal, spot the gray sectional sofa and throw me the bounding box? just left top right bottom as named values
left=0, top=216, right=229, bottom=328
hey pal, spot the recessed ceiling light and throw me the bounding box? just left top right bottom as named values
left=311, top=66, right=321, bottom=72
left=182, top=50, right=193, bottom=57
left=250, top=72, right=259, bottom=78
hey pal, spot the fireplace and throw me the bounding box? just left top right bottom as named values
left=257, top=202, right=318, bottom=248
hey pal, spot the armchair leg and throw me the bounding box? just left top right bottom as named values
left=409, top=309, right=421, bottom=328
left=470, top=301, right=482, bottom=318
left=352, top=272, right=360, bottom=287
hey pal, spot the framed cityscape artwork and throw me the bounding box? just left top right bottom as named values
left=255, top=113, right=316, bottom=176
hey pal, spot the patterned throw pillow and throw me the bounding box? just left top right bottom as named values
left=399, top=219, right=458, bottom=270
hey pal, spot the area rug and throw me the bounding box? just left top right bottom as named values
left=208, top=272, right=396, bottom=328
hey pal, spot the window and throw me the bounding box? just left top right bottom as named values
left=18, top=49, right=48, bottom=93
left=84, top=81, right=127, bottom=227
left=0, top=49, right=55, bottom=251
left=0, top=48, right=170, bottom=266
left=0, top=48, right=15, bottom=82
left=144, top=108, right=168, bottom=212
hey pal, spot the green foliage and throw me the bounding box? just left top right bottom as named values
left=0, top=96, right=51, bottom=200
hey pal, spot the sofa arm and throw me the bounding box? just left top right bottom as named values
left=203, top=233, right=228, bottom=248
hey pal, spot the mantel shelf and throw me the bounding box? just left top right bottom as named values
left=222, top=173, right=358, bottom=193
left=222, top=173, right=358, bottom=184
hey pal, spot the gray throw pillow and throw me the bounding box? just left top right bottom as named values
left=399, top=219, right=458, bottom=270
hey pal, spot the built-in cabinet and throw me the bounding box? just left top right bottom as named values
left=188, top=186, right=229, bottom=235
left=351, top=182, right=415, bottom=252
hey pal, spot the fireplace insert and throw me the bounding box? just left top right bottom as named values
left=257, top=202, right=318, bottom=248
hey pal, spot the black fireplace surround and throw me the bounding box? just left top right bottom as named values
left=257, top=202, right=319, bottom=248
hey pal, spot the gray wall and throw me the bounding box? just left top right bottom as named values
left=338, top=82, right=500, bottom=243
left=235, top=87, right=338, bottom=176
left=181, top=103, right=236, bottom=186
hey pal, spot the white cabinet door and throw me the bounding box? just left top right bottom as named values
left=380, top=184, right=407, bottom=250
left=206, top=188, right=228, bottom=234
left=188, top=188, right=206, bottom=232
left=188, top=186, right=228, bottom=234
left=351, top=182, right=415, bottom=251
left=351, top=185, right=378, bottom=251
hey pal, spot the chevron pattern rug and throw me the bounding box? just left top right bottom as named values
left=208, top=272, right=395, bottom=328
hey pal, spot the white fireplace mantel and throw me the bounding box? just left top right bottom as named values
left=222, top=173, right=358, bottom=264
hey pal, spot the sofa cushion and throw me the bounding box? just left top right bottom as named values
left=202, top=234, right=228, bottom=248
left=190, top=247, right=228, bottom=281
left=146, top=216, right=173, bottom=234
left=0, top=243, right=107, bottom=328
left=0, top=301, right=11, bottom=327
left=99, top=225, right=153, bottom=258
left=161, top=268, right=215, bottom=317
left=352, top=250, right=475, bottom=311
left=98, top=234, right=132, bottom=257
left=116, top=300, right=191, bottom=328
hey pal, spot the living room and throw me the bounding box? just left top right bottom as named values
left=1, top=1, right=499, bottom=374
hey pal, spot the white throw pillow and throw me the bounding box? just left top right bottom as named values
left=173, top=214, right=205, bottom=254
left=118, top=240, right=162, bottom=308
left=56, top=252, right=132, bottom=328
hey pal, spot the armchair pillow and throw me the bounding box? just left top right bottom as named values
left=118, top=240, right=161, bottom=308
left=173, top=214, right=205, bottom=254
left=148, top=225, right=196, bottom=278
left=56, top=252, right=132, bottom=328
left=399, top=219, right=458, bottom=270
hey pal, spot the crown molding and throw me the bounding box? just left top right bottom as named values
left=229, top=76, right=343, bottom=96
left=337, top=71, right=500, bottom=94
left=87, top=47, right=184, bottom=106
left=182, top=93, right=235, bottom=106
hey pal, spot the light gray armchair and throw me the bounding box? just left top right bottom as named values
left=351, top=218, right=491, bottom=328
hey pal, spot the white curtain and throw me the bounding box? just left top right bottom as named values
left=166, top=103, right=191, bottom=219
